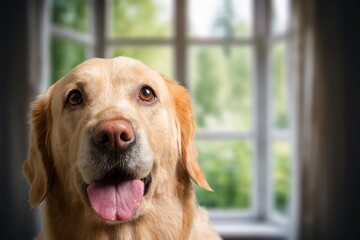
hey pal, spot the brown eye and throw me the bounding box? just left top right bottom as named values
left=66, top=89, right=83, bottom=107
left=139, top=86, right=156, bottom=102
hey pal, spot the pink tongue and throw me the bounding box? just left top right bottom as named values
left=87, top=179, right=144, bottom=222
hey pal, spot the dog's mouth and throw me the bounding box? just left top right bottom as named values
left=86, top=171, right=152, bottom=222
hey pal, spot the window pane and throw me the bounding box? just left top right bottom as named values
left=51, top=37, right=87, bottom=83
left=112, top=47, right=173, bottom=77
left=272, top=140, right=291, bottom=213
left=188, top=0, right=253, bottom=38
left=190, top=46, right=253, bottom=131
left=271, top=0, right=290, bottom=35
left=111, top=0, right=173, bottom=38
left=271, top=42, right=289, bottom=129
left=196, top=140, right=253, bottom=209
left=53, top=0, right=89, bottom=32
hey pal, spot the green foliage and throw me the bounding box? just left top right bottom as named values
left=51, top=0, right=88, bottom=83
left=112, top=0, right=171, bottom=37
left=113, top=47, right=172, bottom=77
left=196, top=141, right=252, bottom=208
left=191, top=47, right=253, bottom=131
left=51, top=37, right=86, bottom=83
left=272, top=42, right=289, bottom=129
left=192, top=49, right=220, bottom=126
left=272, top=141, right=291, bottom=212
left=53, top=0, right=89, bottom=32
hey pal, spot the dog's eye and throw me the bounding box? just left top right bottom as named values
left=138, top=86, right=156, bottom=102
left=66, top=89, right=83, bottom=107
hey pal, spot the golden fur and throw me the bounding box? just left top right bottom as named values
left=23, top=57, right=221, bottom=240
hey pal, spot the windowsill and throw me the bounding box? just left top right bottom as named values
left=210, top=211, right=287, bottom=239
left=214, top=221, right=285, bottom=239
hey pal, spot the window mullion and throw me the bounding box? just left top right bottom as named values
left=174, top=0, right=187, bottom=86
left=189, top=38, right=254, bottom=46
left=196, top=131, right=254, bottom=140
left=51, top=25, right=94, bottom=46
left=91, top=0, right=108, bottom=58
left=253, top=0, right=271, bottom=221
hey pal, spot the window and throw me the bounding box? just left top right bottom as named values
left=50, top=0, right=294, bottom=238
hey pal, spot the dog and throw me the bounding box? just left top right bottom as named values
left=23, top=57, right=221, bottom=239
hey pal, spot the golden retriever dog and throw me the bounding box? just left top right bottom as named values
left=23, top=57, right=221, bottom=239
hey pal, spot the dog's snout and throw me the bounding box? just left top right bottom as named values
left=93, top=120, right=135, bottom=152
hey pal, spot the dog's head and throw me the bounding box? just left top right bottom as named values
left=23, top=57, right=211, bottom=223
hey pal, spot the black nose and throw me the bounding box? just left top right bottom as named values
left=92, top=119, right=135, bottom=152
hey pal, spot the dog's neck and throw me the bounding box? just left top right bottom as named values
left=41, top=176, right=196, bottom=240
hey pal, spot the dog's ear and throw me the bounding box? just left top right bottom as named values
left=23, top=93, right=53, bottom=207
left=163, top=75, right=213, bottom=191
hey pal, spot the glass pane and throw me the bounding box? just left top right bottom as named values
left=196, top=140, right=253, bottom=209
left=271, top=0, right=290, bottom=35
left=271, top=42, right=289, bottom=129
left=112, top=47, right=173, bottom=77
left=53, top=0, right=89, bottom=32
left=188, top=0, right=253, bottom=38
left=190, top=46, right=253, bottom=131
left=272, top=140, right=291, bottom=213
left=111, top=0, right=173, bottom=38
left=51, top=37, right=87, bottom=83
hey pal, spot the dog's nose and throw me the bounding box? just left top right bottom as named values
left=93, top=120, right=135, bottom=152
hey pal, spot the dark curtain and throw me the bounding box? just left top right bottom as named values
left=294, top=0, right=360, bottom=239
left=0, top=1, right=46, bottom=239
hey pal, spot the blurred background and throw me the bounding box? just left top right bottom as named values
left=1, top=0, right=359, bottom=239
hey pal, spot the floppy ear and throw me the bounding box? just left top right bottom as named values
left=22, top=93, right=53, bottom=207
left=163, top=76, right=213, bottom=191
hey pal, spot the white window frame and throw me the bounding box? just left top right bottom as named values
left=48, top=0, right=296, bottom=238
